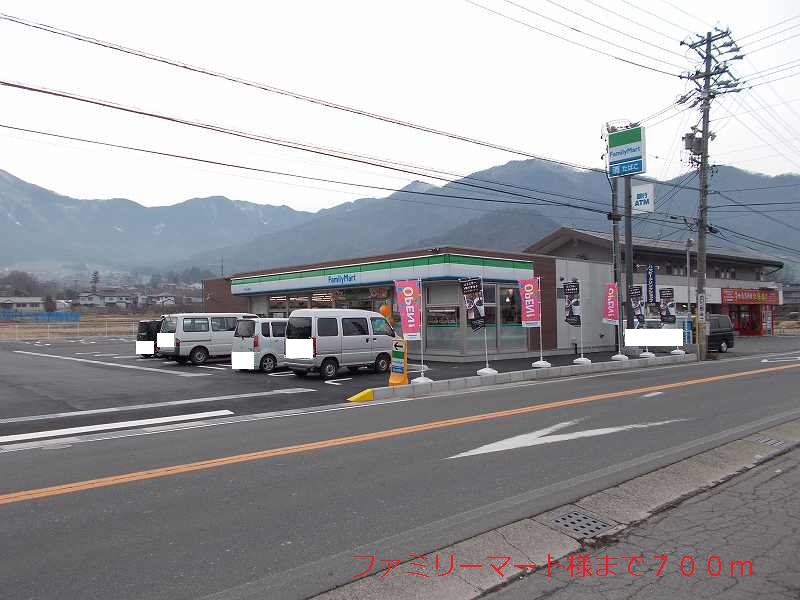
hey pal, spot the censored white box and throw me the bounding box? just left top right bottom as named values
left=285, top=338, right=313, bottom=359
left=157, top=333, right=175, bottom=348
left=624, top=328, right=683, bottom=347
left=231, top=351, right=255, bottom=370
left=135, top=341, right=155, bottom=355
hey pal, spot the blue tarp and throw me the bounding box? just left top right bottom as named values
left=0, top=310, right=80, bottom=322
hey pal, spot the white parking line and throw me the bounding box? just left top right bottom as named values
left=642, top=391, right=663, bottom=398
left=92, top=353, right=118, bottom=357
left=0, top=389, right=315, bottom=424
left=12, top=351, right=211, bottom=377
left=0, top=410, right=234, bottom=443
left=197, top=365, right=226, bottom=370
left=112, top=356, right=140, bottom=359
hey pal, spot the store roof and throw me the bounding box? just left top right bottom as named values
left=526, top=227, right=784, bottom=267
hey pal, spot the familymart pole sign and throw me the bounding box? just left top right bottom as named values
left=607, top=126, right=646, bottom=178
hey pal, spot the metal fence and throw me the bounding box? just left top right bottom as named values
left=0, top=320, right=139, bottom=340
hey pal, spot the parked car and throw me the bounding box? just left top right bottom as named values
left=157, top=312, right=258, bottom=365
left=136, top=318, right=163, bottom=357
left=284, top=308, right=395, bottom=379
left=231, top=317, right=288, bottom=372
left=708, top=313, right=735, bottom=352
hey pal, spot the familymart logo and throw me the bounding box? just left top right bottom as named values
left=328, top=273, right=357, bottom=285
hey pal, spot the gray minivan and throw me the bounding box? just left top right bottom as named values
left=158, top=312, right=257, bottom=364
left=284, top=308, right=395, bottom=379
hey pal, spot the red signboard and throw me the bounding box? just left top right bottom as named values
left=720, top=288, right=779, bottom=305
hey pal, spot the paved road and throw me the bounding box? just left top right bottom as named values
left=489, top=447, right=800, bottom=600
left=1, top=346, right=799, bottom=599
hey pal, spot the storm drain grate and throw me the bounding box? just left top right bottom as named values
left=552, top=511, right=612, bottom=537
left=752, top=437, right=786, bottom=449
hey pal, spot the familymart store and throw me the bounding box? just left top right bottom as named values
left=228, top=248, right=564, bottom=361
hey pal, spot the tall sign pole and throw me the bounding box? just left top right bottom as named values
left=624, top=175, right=634, bottom=329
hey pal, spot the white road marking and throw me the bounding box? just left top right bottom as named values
left=447, top=419, right=688, bottom=459
left=92, top=353, right=118, bottom=357
left=324, top=378, right=352, bottom=386
left=0, top=410, right=234, bottom=443
left=760, top=356, right=800, bottom=363
left=197, top=365, right=226, bottom=370
left=268, top=372, right=296, bottom=377
left=112, top=355, right=140, bottom=359
left=75, top=352, right=96, bottom=355
left=642, top=391, right=663, bottom=398
left=0, top=388, right=316, bottom=424
left=12, top=351, right=211, bottom=377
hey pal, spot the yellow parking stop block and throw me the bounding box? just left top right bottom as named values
left=347, top=388, right=374, bottom=403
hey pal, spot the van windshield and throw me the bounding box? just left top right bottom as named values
left=286, top=317, right=312, bottom=339
left=161, top=318, right=177, bottom=333
left=235, top=320, right=255, bottom=338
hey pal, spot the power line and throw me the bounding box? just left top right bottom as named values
left=659, top=0, right=712, bottom=29
left=463, top=0, right=682, bottom=76
left=0, top=12, right=705, bottom=194
left=741, top=21, right=800, bottom=49
left=499, top=0, right=684, bottom=68
left=0, top=122, right=610, bottom=215
left=746, top=30, right=800, bottom=55
left=542, top=0, right=686, bottom=58
left=716, top=183, right=800, bottom=192
left=715, top=190, right=800, bottom=235
left=618, top=0, right=692, bottom=35
left=738, top=14, right=800, bottom=41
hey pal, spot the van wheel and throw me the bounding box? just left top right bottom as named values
left=259, top=354, right=277, bottom=373
left=374, top=353, right=390, bottom=373
left=292, top=369, right=308, bottom=378
left=719, top=340, right=728, bottom=353
left=320, top=358, right=339, bottom=380
left=189, top=347, right=209, bottom=365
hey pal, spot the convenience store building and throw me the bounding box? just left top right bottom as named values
left=224, top=247, right=616, bottom=361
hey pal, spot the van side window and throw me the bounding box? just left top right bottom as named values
left=370, top=317, right=394, bottom=336
left=342, top=317, right=369, bottom=336
left=317, top=318, right=339, bottom=337
left=719, top=315, right=731, bottom=329
left=260, top=323, right=271, bottom=337
left=183, top=317, right=209, bottom=332
left=212, top=317, right=238, bottom=332
left=271, top=322, right=287, bottom=337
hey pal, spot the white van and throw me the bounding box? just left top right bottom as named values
left=284, top=308, right=395, bottom=379
left=158, top=312, right=257, bottom=365
left=231, top=317, right=288, bottom=372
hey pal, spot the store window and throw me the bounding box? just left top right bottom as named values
left=289, top=295, right=310, bottom=310
left=499, top=285, right=526, bottom=349
left=427, top=307, right=460, bottom=350
left=268, top=295, right=287, bottom=317
left=466, top=306, right=496, bottom=352
left=312, top=292, right=333, bottom=308
left=427, top=284, right=458, bottom=305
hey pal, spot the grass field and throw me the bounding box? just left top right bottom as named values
left=0, top=314, right=164, bottom=340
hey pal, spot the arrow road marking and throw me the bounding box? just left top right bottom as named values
left=447, top=418, right=687, bottom=459
left=761, top=356, right=800, bottom=363
left=324, top=378, right=352, bottom=386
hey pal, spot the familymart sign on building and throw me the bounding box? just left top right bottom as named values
left=607, top=126, right=646, bottom=178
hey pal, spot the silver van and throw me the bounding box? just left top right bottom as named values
left=284, top=308, right=395, bottom=379
left=158, top=312, right=257, bottom=365
left=232, top=317, right=288, bottom=372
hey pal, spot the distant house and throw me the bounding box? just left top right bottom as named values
left=78, top=291, right=133, bottom=308
left=0, top=297, right=44, bottom=312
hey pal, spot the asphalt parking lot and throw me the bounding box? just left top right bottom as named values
left=1, top=334, right=797, bottom=453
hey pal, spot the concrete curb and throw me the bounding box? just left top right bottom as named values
left=348, top=354, right=696, bottom=402
left=311, top=417, right=800, bottom=600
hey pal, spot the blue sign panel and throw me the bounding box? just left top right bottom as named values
left=609, top=159, right=644, bottom=177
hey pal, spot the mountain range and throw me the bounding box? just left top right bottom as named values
left=1, top=159, right=798, bottom=280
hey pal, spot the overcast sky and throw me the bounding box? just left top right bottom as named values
left=0, top=0, right=798, bottom=210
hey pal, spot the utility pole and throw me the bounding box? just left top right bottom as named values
left=696, top=32, right=712, bottom=361
left=682, top=28, right=743, bottom=360
left=624, top=175, right=634, bottom=329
